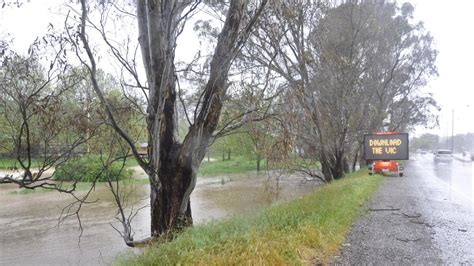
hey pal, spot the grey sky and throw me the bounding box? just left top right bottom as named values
left=410, top=0, right=474, bottom=136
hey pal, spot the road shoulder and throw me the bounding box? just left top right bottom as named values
left=333, top=173, right=443, bottom=264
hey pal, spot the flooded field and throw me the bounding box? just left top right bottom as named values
left=0, top=172, right=320, bottom=265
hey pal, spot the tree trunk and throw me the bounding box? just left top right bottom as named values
left=227, top=149, right=231, bottom=160
left=319, top=148, right=346, bottom=181
left=256, top=158, right=261, bottom=172
left=343, top=157, right=350, bottom=174
left=319, top=152, right=334, bottom=183
left=138, top=0, right=266, bottom=240
left=150, top=167, right=193, bottom=236
left=331, top=152, right=345, bottom=180
left=352, top=148, right=359, bottom=172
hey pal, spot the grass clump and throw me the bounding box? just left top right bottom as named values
left=54, top=155, right=129, bottom=182
left=120, top=169, right=383, bottom=265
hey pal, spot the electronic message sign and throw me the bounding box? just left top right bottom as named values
left=363, top=133, right=409, bottom=160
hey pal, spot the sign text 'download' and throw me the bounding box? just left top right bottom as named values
left=363, top=133, right=409, bottom=160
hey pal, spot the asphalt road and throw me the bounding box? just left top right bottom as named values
left=335, top=154, right=474, bottom=264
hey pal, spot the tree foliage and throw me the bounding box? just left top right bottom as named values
left=245, top=1, right=438, bottom=181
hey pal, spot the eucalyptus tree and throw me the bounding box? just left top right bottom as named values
left=73, top=0, right=268, bottom=245
left=245, top=1, right=438, bottom=181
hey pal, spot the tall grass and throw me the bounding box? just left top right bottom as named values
left=119, top=170, right=383, bottom=265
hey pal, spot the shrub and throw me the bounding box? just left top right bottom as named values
left=54, top=155, right=129, bottom=182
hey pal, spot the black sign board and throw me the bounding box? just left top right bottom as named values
left=363, top=133, right=409, bottom=160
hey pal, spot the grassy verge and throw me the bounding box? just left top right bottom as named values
left=198, top=156, right=259, bottom=176
left=0, top=157, right=42, bottom=169
left=125, top=156, right=259, bottom=176
left=120, top=170, right=383, bottom=265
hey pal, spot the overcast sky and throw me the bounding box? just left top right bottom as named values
left=1, top=0, right=473, bottom=137
left=409, top=0, right=474, bottom=136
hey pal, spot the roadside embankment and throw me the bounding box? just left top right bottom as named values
left=119, top=170, right=383, bottom=265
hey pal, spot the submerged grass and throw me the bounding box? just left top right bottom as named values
left=119, top=170, right=383, bottom=265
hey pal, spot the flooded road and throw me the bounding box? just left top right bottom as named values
left=0, top=171, right=320, bottom=265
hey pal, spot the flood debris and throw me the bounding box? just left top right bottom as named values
left=396, top=237, right=421, bottom=242
left=409, top=220, right=434, bottom=228
left=369, top=207, right=400, bottom=211
left=402, top=212, right=422, bottom=218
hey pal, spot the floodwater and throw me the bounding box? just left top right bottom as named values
left=0, top=170, right=320, bottom=265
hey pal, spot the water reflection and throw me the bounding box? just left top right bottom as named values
left=0, top=172, right=319, bottom=265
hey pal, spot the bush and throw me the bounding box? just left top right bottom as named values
left=54, top=155, right=129, bottom=182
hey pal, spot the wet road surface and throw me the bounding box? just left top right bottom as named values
left=0, top=172, right=319, bottom=265
left=336, top=154, right=474, bottom=264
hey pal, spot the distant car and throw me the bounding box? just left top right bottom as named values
left=434, top=149, right=453, bottom=163
left=420, top=150, right=427, bottom=154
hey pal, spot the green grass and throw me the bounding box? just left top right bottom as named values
left=123, top=156, right=259, bottom=176
left=119, top=169, right=383, bottom=265
left=0, top=156, right=141, bottom=170
left=0, top=157, right=42, bottom=169
left=198, top=156, right=260, bottom=176
left=124, top=157, right=140, bottom=168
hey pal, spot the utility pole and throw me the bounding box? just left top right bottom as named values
left=451, top=108, right=454, bottom=153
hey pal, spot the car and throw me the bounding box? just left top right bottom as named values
left=420, top=150, right=427, bottom=154
left=434, top=149, right=453, bottom=163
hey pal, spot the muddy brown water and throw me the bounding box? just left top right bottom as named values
left=0, top=171, right=320, bottom=265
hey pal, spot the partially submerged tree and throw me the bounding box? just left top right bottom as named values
left=74, top=0, right=268, bottom=245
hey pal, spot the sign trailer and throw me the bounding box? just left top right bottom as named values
left=364, top=132, right=409, bottom=176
